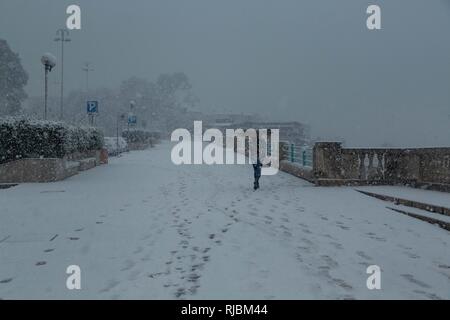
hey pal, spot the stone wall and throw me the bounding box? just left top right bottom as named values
left=65, top=149, right=101, bottom=162
left=0, top=158, right=73, bottom=183
left=279, top=161, right=315, bottom=183
left=0, top=149, right=103, bottom=183
left=311, top=142, right=450, bottom=191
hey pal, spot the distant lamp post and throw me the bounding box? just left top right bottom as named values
left=117, top=113, right=126, bottom=154
left=130, top=99, right=136, bottom=118
left=41, top=53, right=56, bottom=120
left=82, top=62, right=94, bottom=93
left=54, top=28, right=71, bottom=120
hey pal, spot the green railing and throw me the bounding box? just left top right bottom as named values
left=287, top=143, right=313, bottom=167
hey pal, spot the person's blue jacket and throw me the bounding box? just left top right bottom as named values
left=253, top=160, right=262, bottom=178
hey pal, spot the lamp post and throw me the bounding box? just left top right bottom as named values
left=54, top=28, right=71, bottom=120
left=150, top=111, right=156, bottom=131
left=83, top=62, right=95, bottom=125
left=41, top=53, right=56, bottom=120
left=82, top=62, right=94, bottom=93
left=128, top=100, right=136, bottom=134
left=117, top=113, right=125, bottom=155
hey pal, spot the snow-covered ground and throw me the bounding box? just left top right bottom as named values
left=0, top=142, right=449, bottom=299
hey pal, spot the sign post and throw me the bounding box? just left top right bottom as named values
left=87, top=101, right=98, bottom=126
left=128, top=114, right=137, bottom=125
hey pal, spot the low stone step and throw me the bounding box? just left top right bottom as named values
left=386, top=206, right=450, bottom=232
left=356, top=189, right=450, bottom=217
left=0, top=183, right=18, bottom=190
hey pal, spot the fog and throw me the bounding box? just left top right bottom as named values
left=1, top=0, right=449, bottom=147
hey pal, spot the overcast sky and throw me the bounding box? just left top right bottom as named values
left=1, top=0, right=449, bottom=146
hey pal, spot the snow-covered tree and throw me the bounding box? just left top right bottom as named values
left=118, top=73, right=198, bottom=134
left=23, top=72, right=201, bottom=137
left=0, top=39, right=28, bottom=116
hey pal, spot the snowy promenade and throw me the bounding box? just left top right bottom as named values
left=0, top=142, right=449, bottom=299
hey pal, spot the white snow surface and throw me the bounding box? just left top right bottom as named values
left=0, top=142, right=449, bottom=299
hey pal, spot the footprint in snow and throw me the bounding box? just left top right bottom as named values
left=0, top=278, right=13, bottom=284
left=120, top=259, right=135, bottom=271
left=356, top=250, right=372, bottom=261
left=133, top=246, right=143, bottom=254
left=99, top=279, right=120, bottom=293
left=401, top=274, right=431, bottom=289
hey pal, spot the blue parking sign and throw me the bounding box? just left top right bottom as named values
left=128, top=114, right=137, bottom=124
left=87, top=101, right=98, bottom=114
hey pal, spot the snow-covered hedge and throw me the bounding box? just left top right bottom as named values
left=122, top=129, right=153, bottom=143
left=0, top=117, right=104, bottom=164
left=104, top=136, right=128, bottom=155
left=64, top=125, right=104, bottom=154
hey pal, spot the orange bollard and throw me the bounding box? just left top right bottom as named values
left=99, top=148, right=109, bottom=164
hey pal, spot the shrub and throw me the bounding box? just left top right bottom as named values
left=122, top=129, right=153, bottom=144
left=104, top=137, right=128, bottom=155
left=65, top=126, right=104, bottom=154
left=0, top=117, right=104, bottom=164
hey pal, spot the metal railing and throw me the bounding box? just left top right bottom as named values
left=286, top=143, right=313, bottom=167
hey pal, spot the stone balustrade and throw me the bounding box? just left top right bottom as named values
left=280, top=141, right=450, bottom=192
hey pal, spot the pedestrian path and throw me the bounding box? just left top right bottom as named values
left=0, top=143, right=449, bottom=299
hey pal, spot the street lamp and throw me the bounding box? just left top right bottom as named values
left=41, top=53, right=56, bottom=120
left=83, top=62, right=95, bottom=125
left=150, top=111, right=157, bottom=131
left=82, top=62, right=94, bottom=93
left=54, top=28, right=71, bottom=120
left=128, top=100, right=136, bottom=133
left=116, top=113, right=126, bottom=155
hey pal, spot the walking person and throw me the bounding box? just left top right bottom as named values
left=253, top=159, right=262, bottom=190
left=252, top=130, right=262, bottom=190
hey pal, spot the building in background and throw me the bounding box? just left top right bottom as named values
left=233, top=121, right=311, bottom=147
